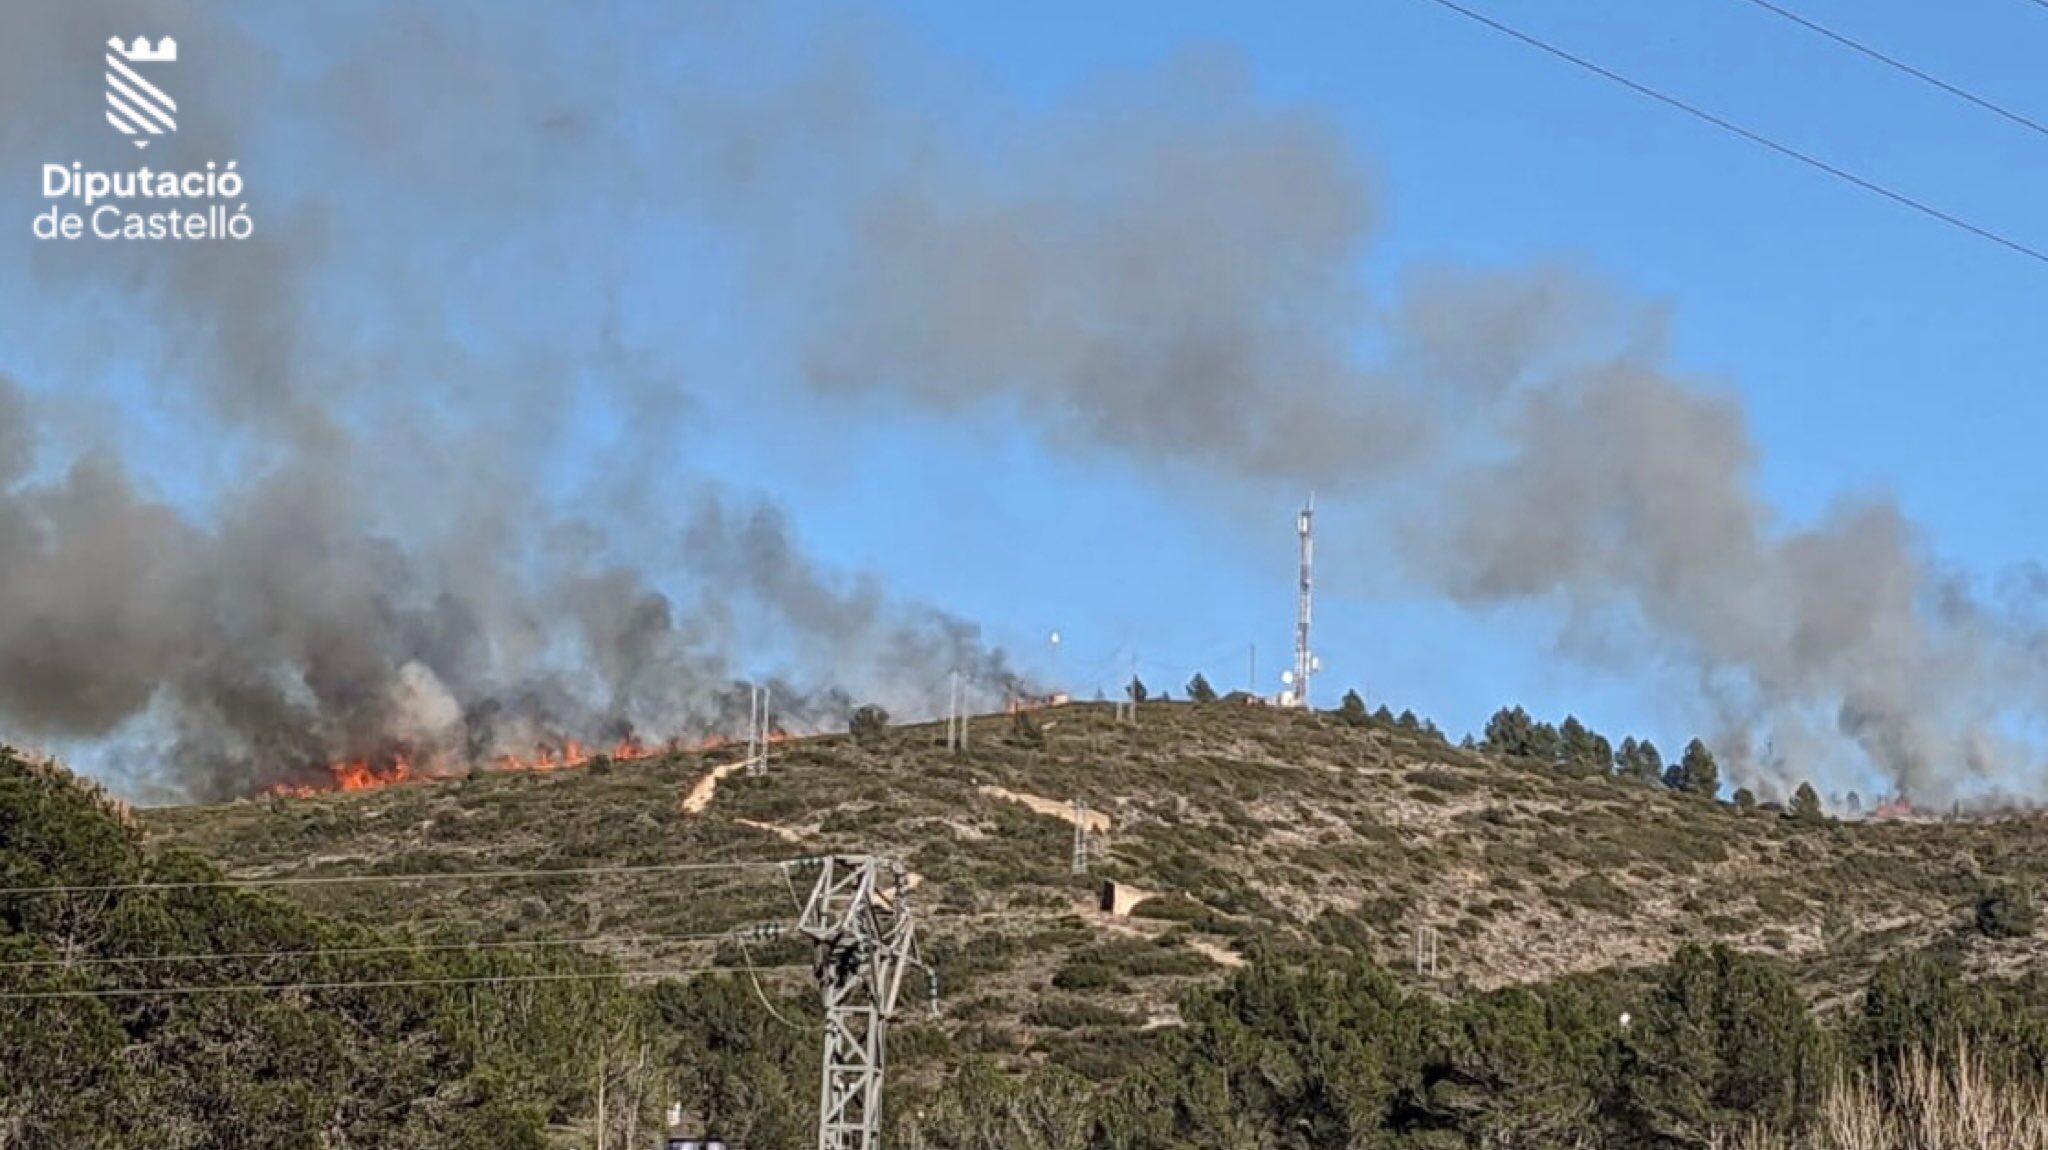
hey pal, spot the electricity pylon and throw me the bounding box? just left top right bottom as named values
left=1413, top=924, right=1438, bottom=979
left=793, top=855, right=935, bottom=1150
left=1071, top=801, right=1090, bottom=875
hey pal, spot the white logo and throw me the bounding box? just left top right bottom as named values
left=105, top=36, right=177, bottom=149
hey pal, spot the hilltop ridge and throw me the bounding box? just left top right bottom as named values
left=143, top=700, right=2048, bottom=1042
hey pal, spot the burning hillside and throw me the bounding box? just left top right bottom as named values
left=263, top=732, right=745, bottom=798
left=256, top=712, right=816, bottom=799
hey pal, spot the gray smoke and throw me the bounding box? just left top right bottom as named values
left=0, top=2, right=1021, bottom=800
left=2, top=2, right=2037, bottom=805
left=669, top=25, right=2048, bottom=805
left=0, top=373, right=1016, bottom=799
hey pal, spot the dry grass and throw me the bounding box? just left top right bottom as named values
left=138, top=704, right=2048, bottom=1059
left=1729, top=1045, right=2048, bottom=1150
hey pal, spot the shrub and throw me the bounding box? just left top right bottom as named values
left=1050, top=962, right=1123, bottom=992
left=1974, top=883, right=2039, bottom=940
left=849, top=704, right=890, bottom=745
left=1129, top=893, right=1207, bottom=922
left=1009, top=708, right=1045, bottom=748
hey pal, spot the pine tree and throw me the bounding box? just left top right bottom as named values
left=1666, top=739, right=1720, bottom=798
left=1185, top=673, right=1217, bottom=703
left=1635, top=739, right=1665, bottom=783
left=1559, top=716, right=1612, bottom=772
left=1337, top=689, right=1368, bottom=726
left=1127, top=676, right=1148, bottom=704
left=1483, top=706, right=1536, bottom=756
left=1789, top=781, right=1824, bottom=824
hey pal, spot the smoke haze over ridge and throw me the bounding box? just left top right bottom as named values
left=0, top=2, right=2041, bottom=803
left=0, top=2, right=1024, bottom=799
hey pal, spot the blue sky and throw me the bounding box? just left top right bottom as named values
left=708, top=0, right=2048, bottom=741
left=4, top=0, right=2046, bottom=795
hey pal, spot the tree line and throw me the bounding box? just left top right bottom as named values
left=897, top=937, right=2048, bottom=1149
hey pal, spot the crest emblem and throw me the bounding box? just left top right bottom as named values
left=105, top=36, right=177, bottom=149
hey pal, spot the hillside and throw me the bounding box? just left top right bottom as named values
left=0, top=749, right=668, bottom=1149
left=143, top=701, right=2048, bottom=1052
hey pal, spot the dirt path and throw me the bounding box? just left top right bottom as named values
left=680, top=759, right=748, bottom=814
left=977, top=785, right=1111, bottom=833
left=1188, top=938, right=1245, bottom=968
left=734, top=817, right=806, bottom=843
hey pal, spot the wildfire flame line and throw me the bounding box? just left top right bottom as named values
left=262, top=731, right=785, bottom=799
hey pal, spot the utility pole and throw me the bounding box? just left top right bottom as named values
left=744, top=686, right=757, bottom=770
left=1071, top=801, right=1090, bottom=875
left=595, top=1045, right=607, bottom=1150
left=1247, top=643, right=1256, bottom=696
left=745, top=684, right=772, bottom=777
left=945, top=671, right=967, bottom=754
left=793, top=855, right=935, bottom=1150
left=1413, top=898, right=1439, bottom=979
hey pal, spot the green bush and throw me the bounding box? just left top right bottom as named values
left=849, top=704, right=890, bottom=744
left=1974, top=883, right=2039, bottom=939
left=1025, top=997, right=1140, bottom=1030
left=1050, top=962, right=1123, bottom=992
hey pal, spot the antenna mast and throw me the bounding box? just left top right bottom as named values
left=1290, top=496, right=1316, bottom=708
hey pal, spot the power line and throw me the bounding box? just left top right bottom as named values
left=0, top=907, right=1015, bottom=972
left=0, top=964, right=809, bottom=1002
left=1416, top=0, right=2048, bottom=267
left=1731, top=0, right=2048, bottom=140
left=0, top=927, right=766, bottom=971
left=0, top=857, right=791, bottom=898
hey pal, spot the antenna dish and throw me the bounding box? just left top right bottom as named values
left=1280, top=670, right=1295, bottom=685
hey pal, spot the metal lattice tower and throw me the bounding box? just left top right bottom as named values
left=1071, top=801, right=1090, bottom=875
left=1413, top=924, right=1438, bottom=979
left=795, top=855, right=934, bottom=1150
left=1290, top=497, right=1317, bottom=708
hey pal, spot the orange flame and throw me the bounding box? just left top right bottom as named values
left=264, top=727, right=781, bottom=799
left=491, top=735, right=674, bottom=773
left=266, top=751, right=417, bottom=798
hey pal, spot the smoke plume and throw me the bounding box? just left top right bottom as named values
left=0, top=2, right=1020, bottom=800
left=1, top=2, right=2039, bottom=805
left=672, top=26, right=2048, bottom=805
